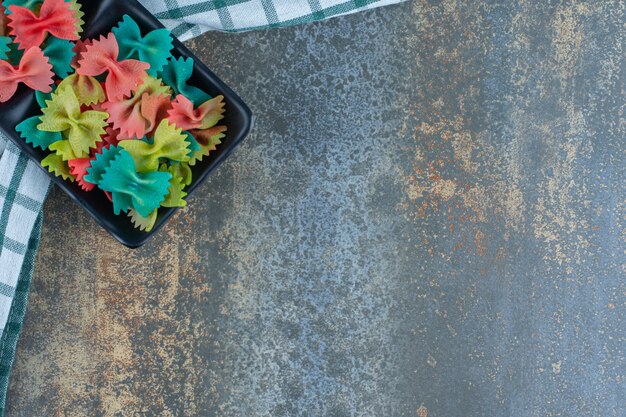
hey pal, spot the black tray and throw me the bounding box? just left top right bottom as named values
left=0, top=0, right=253, bottom=248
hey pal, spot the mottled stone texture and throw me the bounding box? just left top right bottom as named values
left=5, top=1, right=625, bottom=416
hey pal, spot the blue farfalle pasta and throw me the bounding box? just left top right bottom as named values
left=0, top=36, right=10, bottom=59
left=112, top=14, right=173, bottom=77
left=35, top=86, right=54, bottom=108
left=159, top=56, right=211, bottom=107
left=42, top=36, right=76, bottom=77
left=15, top=115, right=62, bottom=150
left=99, top=149, right=172, bottom=217
left=84, top=145, right=122, bottom=186
left=2, top=0, right=40, bottom=13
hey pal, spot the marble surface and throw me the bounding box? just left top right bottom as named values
left=6, top=1, right=625, bottom=416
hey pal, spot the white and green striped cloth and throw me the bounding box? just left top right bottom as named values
left=157, top=0, right=404, bottom=40
left=0, top=0, right=404, bottom=413
left=0, top=138, right=49, bottom=416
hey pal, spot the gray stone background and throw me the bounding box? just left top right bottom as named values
left=6, top=0, right=626, bottom=416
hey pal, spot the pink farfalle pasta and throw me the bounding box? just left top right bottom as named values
left=7, top=0, right=80, bottom=50
left=101, top=76, right=172, bottom=139
left=76, top=33, right=149, bottom=100
left=167, top=94, right=225, bottom=131
left=0, top=46, right=54, bottom=102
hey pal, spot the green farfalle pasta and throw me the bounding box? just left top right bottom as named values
left=188, top=126, right=227, bottom=166
left=67, top=0, right=84, bottom=35
left=129, top=74, right=172, bottom=98
left=128, top=208, right=158, bottom=232
left=159, top=56, right=211, bottom=107
left=159, top=164, right=187, bottom=208
left=42, top=36, right=75, bottom=77
left=41, top=153, right=75, bottom=181
left=112, top=15, right=173, bottom=77
left=119, top=120, right=190, bottom=172
left=168, top=162, right=193, bottom=187
left=57, top=74, right=105, bottom=106
left=99, top=149, right=172, bottom=217
left=38, top=83, right=108, bottom=158
left=15, top=115, right=62, bottom=150
left=49, top=139, right=77, bottom=161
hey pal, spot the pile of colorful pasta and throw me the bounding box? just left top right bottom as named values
left=0, top=0, right=227, bottom=232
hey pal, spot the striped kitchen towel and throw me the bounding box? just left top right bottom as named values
left=0, top=0, right=405, bottom=413
left=156, top=0, right=405, bottom=40
left=0, top=137, right=49, bottom=416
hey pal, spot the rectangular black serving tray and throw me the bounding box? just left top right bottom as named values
left=0, top=0, right=253, bottom=248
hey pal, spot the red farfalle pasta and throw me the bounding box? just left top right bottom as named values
left=7, top=0, right=79, bottom=50
left=70, top=38, right=93, bottom=69
left=90, top=140, right=107, bottom=157
left=76, top=33, right=150, bottom=100
left=167, top=94, right=225, bottom=131
left=90, top=127, right=120, bottom=157
left=0, top=46, right=54, bottom=102
left=102, top=126, right=121, bottom=146
left=68, top=158, right=96, bottom=191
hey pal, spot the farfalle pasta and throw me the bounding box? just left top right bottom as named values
left=168, top=94, right=225, bottom=131
left=98, top=148, right=172, bottom=217
left=67, top=157, right=95, bottom=191
left=7, top=0, right=80, bottom=50
left=5, top=9, right=227, bottom=232
left=0, top=45, right=53, bottom=101
left=112, top=14, right=173, bottom=76
left=102, top=75, right=172, bottom=138
left=42, top=36, right=75, bottom=77
left=76, top=33, right=150, bottom=100
left=38, top=82, right=109, bottom=157
left=119, top=120, right=190, bottom=172
left=159, top=56, right=211, bottom=107
left=0, top=36, right=10, bottom=59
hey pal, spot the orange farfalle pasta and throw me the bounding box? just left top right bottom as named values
left=76, top=33, right=150, bottom=100
left=142, top=93, right=172, bottom=137
left=167, top=94, right=225, bottom=131
left=0, top=46, right=54, bottom=102
left=7, top=0, right=79, bottom=50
